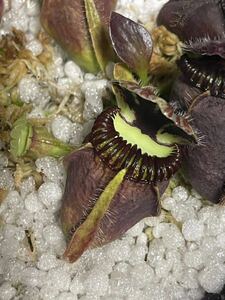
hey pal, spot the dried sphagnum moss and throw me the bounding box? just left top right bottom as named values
left=0, top=29, right=61, bottom=189
left=0, top=29, right=53, bottom=103
left=150, top=25, right=183, bottom=77
left=14, top=160, right=43, bottom=190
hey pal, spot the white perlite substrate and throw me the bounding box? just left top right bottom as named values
left=0, top=0, right=224, bottom=299
left=2, top=157, right=225, bottom=300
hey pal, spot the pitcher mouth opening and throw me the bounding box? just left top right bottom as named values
left=90, top=107, right=182, bottom=183
left=179, top=54, right=225, bottom=98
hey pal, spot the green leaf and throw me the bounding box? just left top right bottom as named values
left=10, top=116, right=74, bottom=159
left=10, top=116, right=33, bottom=157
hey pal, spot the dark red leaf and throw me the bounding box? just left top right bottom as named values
left=110, top=12, right=153, bottom=84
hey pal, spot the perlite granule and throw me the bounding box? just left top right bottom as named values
left=0, top=1, right=224, bottom=300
